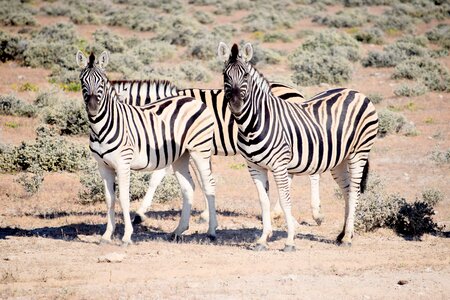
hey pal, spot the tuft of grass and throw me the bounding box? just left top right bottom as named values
left=430, top=148, right=450, bottom=164
left=4, top=121, right=19, bottom=129
left=19, top=82, right=39, bottom=92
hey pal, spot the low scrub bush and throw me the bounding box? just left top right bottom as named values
left=0, top=31, right=26, bottom=62
left=352, top=174, right=443, bottom=239
left=133, top=40, right=177, bottom=64
left=377, top=109, right=411, bottom=137
left=430, top=148, right=450, bottom=164
left=90, top=29, right=126, bottom=54
left=79, top=160, right=181, bottom=204
left=106, top=7, right=161, bottom=31
left=362, top=38, right=430, bottom=68
left=242, top=7, right=294, bottom=32
left=344, top=0, right=390, bottom=6
left=394, top=83, right=428, bottom=97
left=0, top=126, right=90, bottom=173
left=0, top=95, right=37, bottom=117
left=367, top=92, right=383, bottom=104
left=154, top=16, right=201, bottom=46
left=41, top=96, right=89, bottom=136
left=426, top=24, right=450, bottom=50
left=392, top=57, right=450, bottom=92
left=15, top=170, right=44, bottom=195
left=0, top=1, right=36, bottom=26
left=312, top=8, right=369, bottom=28
left=353, top=27, right=384, bottom=45
left=194, top=11, right=213, bottom=24
left=256, top=32, right=292, bottom=43
left=289, top=30, right=359, bottom=85
left=179, top=62, right=211, bottom=83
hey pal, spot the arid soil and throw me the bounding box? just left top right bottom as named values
left=1, top=2, right=450, bottom=299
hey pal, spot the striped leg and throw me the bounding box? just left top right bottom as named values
left=98, top=164, right=116, bottom=243
left=190, top=151, right=217, bottom=239
left=171, top=153, right=195, bottom=241
left=310, top=174, right=324, bottom=225
left=272, top=168, right=297, bottom=252
left=189, top=159, right=210, bottom=224
left=271, top=174, right=301, bottom=227
left=134, top=168, right=168, bottom=224
left=339, top=155, right=369, bottom=245
left=330, top=161, right=351, bottom=245
left=116, top=165, right=133, bottom=245
left=248, top=165, right=272, bottom=251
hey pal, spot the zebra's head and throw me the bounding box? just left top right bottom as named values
left=76, top=50, right=110, bottom=117
left=218, top=42, right=253, bottom=115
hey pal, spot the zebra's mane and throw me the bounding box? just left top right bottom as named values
left=110, top=79, right=180, bottom=91
left=247, top=62, right=273, bottom=97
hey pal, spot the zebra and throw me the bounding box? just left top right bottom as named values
left=218, top=42, right=378, bottom=251
left=111, top=79, right=324, bottom=226
left=76, top=50, right=218, bottom=245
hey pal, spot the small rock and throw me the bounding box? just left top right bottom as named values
left=397, top=280, right=408, bottom=285
left=97, top=252, right=126, bottom=263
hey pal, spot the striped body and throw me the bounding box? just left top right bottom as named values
left=112, top=80, right=305, bottom=156
left=220, top=43, right=378, bottom=250
left=111, top=79, right=324, bottom=225
left=77, top=50, right=217, bottom=244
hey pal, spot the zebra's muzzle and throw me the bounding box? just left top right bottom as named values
left=86, top=94, right=100, bottom=116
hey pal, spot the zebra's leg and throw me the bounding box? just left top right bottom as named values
left=170, top=153, right=195, bottom=241
left=190, top=151, right=217, bottom=239
left=330, top=161, right=351, bottom=245
left=272, top=168, right=297, bottom=252
left=98, top=164, right=116, bottom=243
left=309, top=174, right=324, bottom=225
left=248, top=165, right=272, bottom=251
left=272, top=175, right=300, bottom=227
left=338, top=155, right=368, bottom=246
left=116, top=166, right=133, bottom=245
left=189, top=159, right=210, bottom=224
left=134, top=168, right=168, bottom=224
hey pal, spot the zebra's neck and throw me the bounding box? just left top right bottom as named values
left=89, top=81, right=122, bottom=139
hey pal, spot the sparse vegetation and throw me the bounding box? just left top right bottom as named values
left=430, top=148, right=450, bottom=164
left=392, top=57, right=450, bottom=92
left=289, top=30, right=360, bottom=85
left=426, top=24, right=450, bottom=50
left=0, top=126, right=90, bottom=173
left=79, top=161, right=181, bottom=204
left=377, top=109, right=413, bottom=137
left=312, top=8, right=369, bottom=28
left=353, top=27, right=384, bottom=45
left=394, top=83, right=428, bottom=97
left=0, top=95, right=37, bottom=117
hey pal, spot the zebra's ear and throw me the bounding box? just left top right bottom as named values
left=242, top=43, right=253, bottom=62
left=76, top=50, right=88, bottom=68
left=217, top=42, right=230, bottom=62
left=98, top=50, right=110, bottom=70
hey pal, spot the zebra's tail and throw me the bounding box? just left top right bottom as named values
left=360, top=160, right=370, bottom=194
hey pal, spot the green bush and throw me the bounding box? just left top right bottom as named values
left=0, top=126, right=90, bottom=173
left=41, top=97, right=89, bottom=136
left=362, top=38, right=430, bottom=68
left=392, top=57, right=450, bottom=92
left=430, top=149, right=450, bottom=164
left=132, top=40, right=176, bottom=64
left=89, top=29, right=126, bottom=54
left=0, top=94, right=37, bottom=117
left=377, top=109, right=408, bottom=137
left=344, top=0, right=390, bottom=6
left=194, top=10, right=213, bottom=24
left=353, top=27, right=384, bottom=45
left=15, top=170, right=44, bottom=195
left=312, top=8, right=369, bottom=28
left=179, top=61, right=211, bottom=82
left=0, top=31, right=25, bottom=62
left=242, top=7, right=294, bottom=32
left=394, top=83, right=428, bottom=97
left=426, top=24, right=450, bottom=50
left=288, top=30, right=359, bottom=85
left=375, top=15, right=415, bottom=33
left=367, top=92, right=383, bottom=104
left=421, top=188, right=444, bottom=207
left=0, top=1, right=36, bottom=26
left=154, top=16, right=200, bottom=46
left=354, top=175, right=405, bottom=232
left=79, top=161, right=181, bottom=204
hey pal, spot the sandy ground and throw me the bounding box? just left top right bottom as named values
left=1, top=2, right=450, bottom=299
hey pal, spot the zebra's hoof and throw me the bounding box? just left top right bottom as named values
left=121, top=241, right=133, bottom=247
left=207, top=234, right=217, bottom=242
left=170, top=233, right=183, bottom=243
left=254, top=243, right=268, bottom=251
left=196, top=217, right=208, bottom=224
left=314, top=217, right=324, bottom=226
left=282, top=245, right=296, bottom=252
left=337, top=241, right=352, bottom=247
left=133, top=215, right=143, bottom=225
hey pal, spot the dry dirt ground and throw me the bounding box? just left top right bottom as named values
left=1, top=3, right=450, bottom=300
